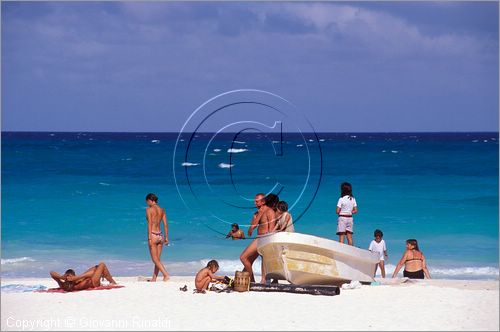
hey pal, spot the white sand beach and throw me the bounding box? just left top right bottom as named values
left=1, top=277, right=498, bottom=331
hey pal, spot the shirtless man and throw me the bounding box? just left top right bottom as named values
left=50, top=262, right=117, bottom=292
left=146, top=193, right=170, bottom=282
left=239, top=193, right=277, bottom=283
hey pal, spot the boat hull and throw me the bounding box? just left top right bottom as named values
left=257, top=232, right=380, bottom=285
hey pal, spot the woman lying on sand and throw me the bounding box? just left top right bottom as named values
left=50, top=262, right=117, bottom=291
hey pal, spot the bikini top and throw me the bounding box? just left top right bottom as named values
left=405, top=250, right=423, bottom=263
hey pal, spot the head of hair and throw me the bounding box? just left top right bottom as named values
left=146, top=193, right=158, bottom=202
left=265, top=193, right=279, bottom=208
left=277, top=201, right=288, bottom=212
left=406, top=239, right=420, bottom=251
left=206, top=260, right=219, bottom=269
left=374, top=229, right=383, bottom=238
left=231, top=223, right=239, bottom=230
left=340, top=182, right=353, bottom=198
left=64, top=269, right=76, bottom=276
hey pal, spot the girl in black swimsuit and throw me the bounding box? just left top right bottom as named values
left=392, top=239, right=431, bottom=279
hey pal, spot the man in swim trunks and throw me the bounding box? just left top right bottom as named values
left=239, top=193, right=277, bottom=283
left=50, top=262, right=117, bottom=291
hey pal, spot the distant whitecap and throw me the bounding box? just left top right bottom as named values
left=296, top=144, right=303, bottom=147
left=227, top=148, right=247, bottom=153
left=391, top=150, right=399, bottom=154
left=308, top=139, right=314, bottom=142
left=213, top=149, right=221, bottom=152
left=319, top=139, right=325, bottom=142
left=233, top=140, right=246, bottom=144
left=472, top=140, right=479, bottom=143
left=182, top=162, right=199, bottom=167
left=218, top=163, right=234, bottom=168
left=99, top=182, right=110, bottom=186
left=151, top=140, right=160, bottom=144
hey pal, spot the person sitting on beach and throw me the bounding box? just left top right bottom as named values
left=392, top=239, right=431, bottom=279
left=368, top=229, right=388, bottom=278
left=194, top=260, right=225, bottom=292
left=226, top=223, right=245, bottom=240
left=49, top=262, right=117, bottom=292
left=240, top=193, right=277, bottom=283
left=336, top=182, right=357, bottom=246
left=273, top=201, right=294, bottom=232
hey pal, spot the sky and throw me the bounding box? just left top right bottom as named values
left=1, top=1, right=499, bottom=132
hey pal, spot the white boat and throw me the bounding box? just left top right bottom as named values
left=257, top=232, right=380, bottom=285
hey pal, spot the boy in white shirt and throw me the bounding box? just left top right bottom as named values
left=369, top=229, right=388, bottom=278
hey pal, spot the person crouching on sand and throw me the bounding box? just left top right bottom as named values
left=195, top=260, right=225, bottom=292
left=50, top=262, right=117, bottom=291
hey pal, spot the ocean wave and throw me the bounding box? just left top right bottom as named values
left=296, top=144, right=303, bottom=147
left=218, top=163, right=234, bottom=169
left=391, top=150, right=399, bottom=154
left=151, top=139, right=160, bottom=144
left=233, top=141, right=246, bottom=144
left=181, top=162, right=199, bottom=167
left=1, top=257, right=35, bottom=265
left=99, top=182, right=110, bottom=186
left=383, top=264, right=499, bottom=278
left=227, top=148, right=247, bottom=153
left=213, top=149, right=221, bottom=152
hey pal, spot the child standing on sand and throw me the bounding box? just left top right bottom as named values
left=336, top=182, right=357, bottom=245
left=194, top=260, right=225, bottom=293
left=369, top=229, right=388, bottom=278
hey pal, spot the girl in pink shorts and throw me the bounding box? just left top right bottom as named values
left=336, top=182, right=357, bottom=246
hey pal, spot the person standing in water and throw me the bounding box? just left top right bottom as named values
left=146, top=193, right=170, bottom=281
left=336, top=182, right=357, bottom=246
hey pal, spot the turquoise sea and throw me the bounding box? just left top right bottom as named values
left=1, top=132, right=498, bottom=279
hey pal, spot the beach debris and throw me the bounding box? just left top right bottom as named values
left=249, top=283, right=340, bottom=296
left=341, top=280, right=362, bottom=290
left=179, top=285, right=188, bottom=292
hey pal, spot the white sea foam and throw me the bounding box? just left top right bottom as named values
left=1, top=257, right=35, bottom=265
left=151, top=139, right=160, bottom=143
left=227, top=148, right=247, bottom=153
left=308, top=139, right=314, bottom=142
left=99, top=182, right=110, bottom=186
left=213, top=149, right=221, bottom=152
left=218, top=163, right=234, bottom=168
left=233, top=140, right=246, bottom=144
left=181, top=162, right=199, bottom=167
left=350, top=135, right=357, bottom=138
left=391, top=150, right=399, bottom=154
left=319, top=139, right=325, bottom=142
left=296, top=144, right=303, bottom=147
left=383, top=264, right=499, bottom=278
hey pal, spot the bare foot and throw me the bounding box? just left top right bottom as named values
left=163, top=275, right=170, bottom=282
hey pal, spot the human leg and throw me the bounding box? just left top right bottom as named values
left=379, top=260, right=386, bottom=278
left=149, top=242, right=170, bottom=282
left=240, top=239, right=259, bottom=282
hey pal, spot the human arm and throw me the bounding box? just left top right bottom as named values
left=146, top=208, right=153, bottom=246
left=391, top=251, right=408, bottom=278
left=208, top=270, right=225, bottom=281
left=352, top=206, right=358, bottom=214
left=248, top=209, right=264, bottom=236
left=163, top=209, right=169, bottom=245
left=50, top=271, right=66, bottom=288
left=422, top=255, right=431, bottom=279
left=267, top=208, right=277, bottom=232
left=239, top=230, right=245, bottom=239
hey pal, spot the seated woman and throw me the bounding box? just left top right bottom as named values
left=226, top=223, right=245, bottom=240
left=392, top=239, right=431, bottom=279
left=50, top=262, right=117, bottom=291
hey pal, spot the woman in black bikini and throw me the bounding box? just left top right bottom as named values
left=392, top=239, right=431, bottom=279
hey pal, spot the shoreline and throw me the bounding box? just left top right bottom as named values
left=2, top=277, right=498, bottom=331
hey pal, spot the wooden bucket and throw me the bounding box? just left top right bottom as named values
left=233, top=271, right=250, bottom=292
